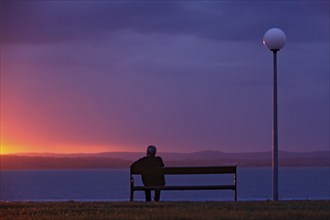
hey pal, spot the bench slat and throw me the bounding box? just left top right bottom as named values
left=133, top=185, right=236, bottom=191
left=131, top=166, right=236, bottom=175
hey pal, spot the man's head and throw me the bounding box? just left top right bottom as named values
left=146, top=145, right=157, bottom=157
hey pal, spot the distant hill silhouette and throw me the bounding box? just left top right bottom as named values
left=1, top=150, right=329, bottom=170
left=0, top=155, right=130, bottom=170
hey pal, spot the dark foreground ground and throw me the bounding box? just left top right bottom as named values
left=1, top=200, right=329, bottom=220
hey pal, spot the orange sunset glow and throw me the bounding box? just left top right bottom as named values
left=0, top=144, right=119, bottom=155
left=0, top=137, right=127, bottom=154
left=0, top=0, right=328, bottom=156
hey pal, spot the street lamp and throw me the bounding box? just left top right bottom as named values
left=263, top=28, right=286, bottom=201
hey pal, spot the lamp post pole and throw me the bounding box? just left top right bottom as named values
left=263, top=28, right=286, bottom=201
left=272, top=49, right=279, bottom=201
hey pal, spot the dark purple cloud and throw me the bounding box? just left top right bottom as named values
left=2, top=1, right=328, bottom=44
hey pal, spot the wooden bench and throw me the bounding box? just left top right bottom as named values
left=130, top=165, right=237, bottom=202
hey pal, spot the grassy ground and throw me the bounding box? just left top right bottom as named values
left=1, top=200, right=329, bottom=220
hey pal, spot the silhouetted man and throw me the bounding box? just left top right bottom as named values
left=130, top=145, right=165, bottom=202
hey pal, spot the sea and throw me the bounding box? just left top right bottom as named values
left=1, top=167, right=329, bottom=202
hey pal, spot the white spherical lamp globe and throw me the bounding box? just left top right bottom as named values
left=263, top=28, right=286, bottom=51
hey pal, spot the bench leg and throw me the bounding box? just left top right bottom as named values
left=234, top=171, right=237, bottom=202
left=130, top=176, right=134, bottom=202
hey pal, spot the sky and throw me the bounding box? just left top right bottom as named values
left=0, top=0, right=329, bottom=154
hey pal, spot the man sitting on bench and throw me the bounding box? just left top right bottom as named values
left=130, top=145, right=166, bottom=202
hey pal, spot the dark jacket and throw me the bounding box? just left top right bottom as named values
left=130, top=156, right=165, bottom=186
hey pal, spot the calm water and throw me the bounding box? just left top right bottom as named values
left=1, top=167, right=329, bottom=201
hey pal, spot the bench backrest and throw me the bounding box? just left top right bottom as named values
left=131, top=165, right=236, bottom=175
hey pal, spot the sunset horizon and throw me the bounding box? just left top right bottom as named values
left=1, top=1, right=329, bottom=158
left=1, top=145, right=329, bottom=156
